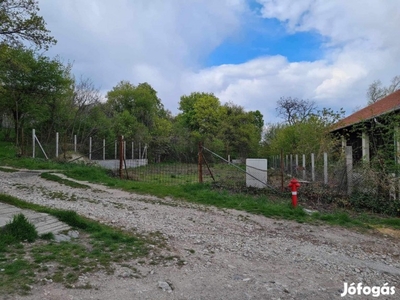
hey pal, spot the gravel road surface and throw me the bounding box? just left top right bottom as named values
left=1, top=169, right=399, bottom=300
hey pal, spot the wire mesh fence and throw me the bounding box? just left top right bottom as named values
left=9, top=128, right=400, bottom=215
left=122, top=163, right=207, bottom=186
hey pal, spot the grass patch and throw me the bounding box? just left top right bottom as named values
left=0, top=194, right=151, bottom=296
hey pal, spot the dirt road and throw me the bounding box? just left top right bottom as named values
left=1, top=170, right=399, bottom=299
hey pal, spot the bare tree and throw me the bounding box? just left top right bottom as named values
left=367, top=75, right=400, bottom=104
left=69, top=77, right=102, bottom=140
left=276, top=97, right=316, bottom=125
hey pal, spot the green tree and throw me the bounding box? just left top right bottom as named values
left=218, top=103, right=263, bottom=158
left=178, top=92, right=223, bottom=140
left=264, top=106, right=344, bottom=158
left=106, top=81, right=173, bottom=162
left=107, top=81, right=164, bottom=130
left=0, top=45, right=72, bottom=147
left=0, top=0, right=56, bottom=49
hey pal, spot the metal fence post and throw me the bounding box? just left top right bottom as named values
left=119, top=135, right=124, bottom=179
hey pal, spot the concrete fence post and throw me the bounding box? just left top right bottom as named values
left=103, top=139, right=106, bottom=160
left=324, top=152, right=328, bottom=184
left=346, top=146, right=353, bottom=195
left=311, top=153, right=315, bottom=181
left=32, top=129, right=35, bottom=158
left=56, top=132, right=59, bottom=157
left=89, top=137, right=92, bottom=160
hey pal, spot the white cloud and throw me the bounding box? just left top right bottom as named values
left=39, top=0, right=246, bottom=107
left=184, top=0, right=400, bottom=121
left=38, top=0, right=400, bottom=124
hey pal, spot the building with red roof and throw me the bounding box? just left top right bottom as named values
left=331, top=90, right=400, bottom=163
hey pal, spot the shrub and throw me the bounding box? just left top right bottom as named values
left=2, top=214, right=38, bottom=243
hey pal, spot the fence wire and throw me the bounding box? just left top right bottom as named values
left=201, top=146, right=276, bottom=191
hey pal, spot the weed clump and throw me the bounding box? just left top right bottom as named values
left=2, top=213, right=38, bottom=243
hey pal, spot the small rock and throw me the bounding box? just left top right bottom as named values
left=54, top=234, right=71, bottom=242
left=243, top=278, right=251, bottom=282
left=303, top=208, right=318, bottom=215
left=68, top=230, right=79, bottom=238
left=158, top=281, right=172, bottom=292
left=233, top=274, right=244, bottom=280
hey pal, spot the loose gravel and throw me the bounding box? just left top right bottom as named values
left=1, top=170, right=399, bottom=300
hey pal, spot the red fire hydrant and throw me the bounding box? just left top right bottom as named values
left=288, top=178, right=300, bottom=207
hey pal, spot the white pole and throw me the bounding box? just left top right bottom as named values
left=114, top=140, right=117, bottom=159
left=35, top=136, right=48, bottom=159
left=74, top=135, right=77, bottom=152
left=346, top=146, right=353, bottom=195
left=103, top=139, right=105, bottom=160
left=89, top=137, right=92, bottom=160
left=302, top=154, right=306, bottom=180
left=324, top=152, right=328, bottom=185
left=285, top=155, right=288, bottom=173
left=311, top=153, right=315, bottom=182
left=32, top=129, right=35, bottom=158
left=56, top=132, right=59, bottom=157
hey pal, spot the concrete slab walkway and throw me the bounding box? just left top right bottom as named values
left=0, top=202, right=70, bottom=235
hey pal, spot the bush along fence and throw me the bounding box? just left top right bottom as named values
left=269, top=147, right=400, bottom=216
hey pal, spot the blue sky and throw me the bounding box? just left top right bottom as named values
left=38, top=0, right=400, bottom=124
left=206, top=14, right=325, bottom=66
left=206, top=22, right=324, bottom=66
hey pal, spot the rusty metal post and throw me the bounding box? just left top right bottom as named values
left=119, top=135, right=124, bottom=179
left=198, top=142, right=203, bottom=183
